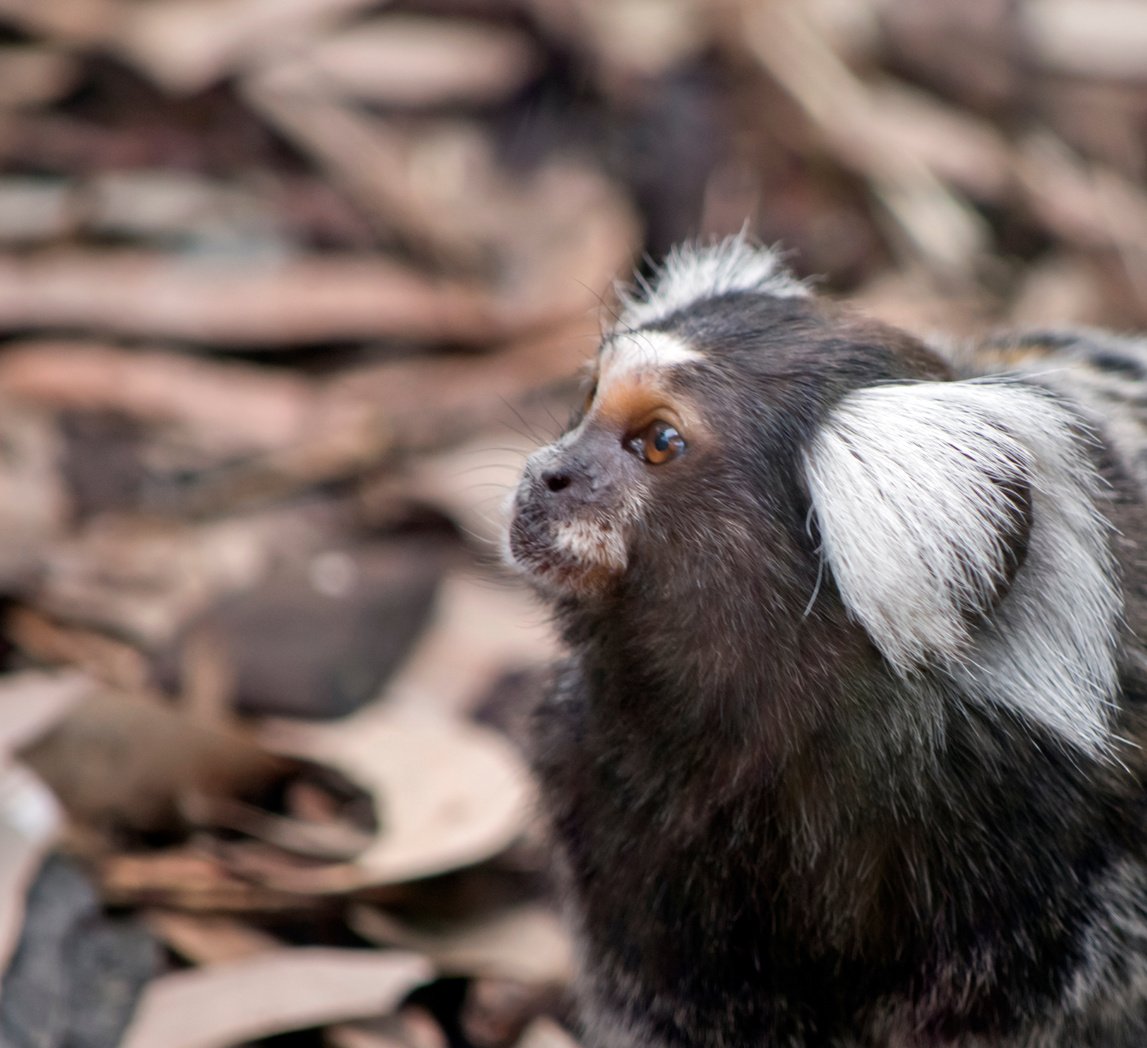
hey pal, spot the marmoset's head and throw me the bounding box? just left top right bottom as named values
left=508, top=237, right=1120, bottom=753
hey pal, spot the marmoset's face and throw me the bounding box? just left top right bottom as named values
left=508, top=329, right=710, bottom=599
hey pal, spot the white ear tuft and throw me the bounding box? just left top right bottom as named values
left=803, top=380, right=1120, bottom=752
left=616, top=234, right=808, bottom=331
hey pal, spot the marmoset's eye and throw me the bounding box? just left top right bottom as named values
left=629, top=420, right=686, bottom=465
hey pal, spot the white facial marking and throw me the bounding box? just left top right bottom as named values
left=804, top=379, right=1119, bottom=753
left=616, top=233, right=808, bottom=331
left=552, top=518, right=630, bottom=575
left=598, top=330, right=702, bottom=389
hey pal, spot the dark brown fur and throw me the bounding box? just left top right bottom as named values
left=510, top=274, right=1147, bottom=1046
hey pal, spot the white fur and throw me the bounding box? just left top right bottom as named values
left=553, top=518, right=630, bottom=575
left=599, top=330, right=702, bottom=383
left=616, top=234, right=808, bottom=330
left=803, top=379, right=1120, bottom=752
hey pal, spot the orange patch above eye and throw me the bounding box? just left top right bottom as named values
left=594, top=376, right=667, bottom=428
left=589, top=370, right=704, bottom=458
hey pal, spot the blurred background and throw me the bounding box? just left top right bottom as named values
left=0, top=0, right=1145, bottom=1045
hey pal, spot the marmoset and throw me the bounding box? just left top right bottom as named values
left=507, top=236, right=1147, bottom=1047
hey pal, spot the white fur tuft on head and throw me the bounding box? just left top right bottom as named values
left=616, top=234, right=809, bottom=331
left=803, top=379, right=1120, bottom=753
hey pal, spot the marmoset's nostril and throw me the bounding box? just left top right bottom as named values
left=543, top=469, right=571, bottom=493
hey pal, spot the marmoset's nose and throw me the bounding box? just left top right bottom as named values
left=529, top=451, right=601, bottom=502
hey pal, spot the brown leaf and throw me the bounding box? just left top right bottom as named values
left=526, top=0, right=709, bottom=81
left=464, top=980, right=568, bottom=1048
left=0, top=250, right=499, bottom=347
left=0, top=341, right=316, bottom=455
left=735, top=0, right=989, bottom=278
left=33, top=513, right=273, bottom=647
left=117, top=0, right=382, bottom=93
left=100, top=848, right=328, bottom=913
left=0, top=397, right=68, bottom=570
left=378, top=571, right=557, bottom=721
left=6, top=607, right=154, bottom=692
left=0, top=0, right=118, bottom=43
left=20, top=686, right=289, bottom=832
left=374, top=432, right=538, bottom=554
left=120, top=947, right=434, bottom=1048
left=326, top=1023, right=410, bottom=1048
left=0, top=48, right=80, bottom=109
left=1022, top=0, right=1147, bottom=80
left=329, top=1006, right=449, bottom=1048
left=156, top=539, right=443, bottom=719
left=514, top=1018, right=581, bottom=1048
left=144, top=910, right=281, bottom=964
left=320, top=319, right=597, bottom=457
left=240, top=83, right=490, bottom=268
left=256, top=709, right=533, bottom=891
left=189, top=796, right=375, bottom=861
left=0, top=670, right=93, bottom=757
left=254, top=17, right=542, bottom=108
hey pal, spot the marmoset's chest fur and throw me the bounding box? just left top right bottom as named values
left=509, top=239, right=1147, bottom=1047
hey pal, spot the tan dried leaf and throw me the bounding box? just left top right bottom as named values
left=0, top=251, right=497, bottom=347
left=515, top=1017, right=582, bottom=1048
left=254, top=17, right=541, bottom=108
left=351, top=902, right=573, bottom=985
left=0, top=671, right=94, bottom=757
left=144, top=911, right=282, bottom=964
left=120, top=948, right=434, bottom=1048
left=257, top=708, right=534, bottom=891
left=100, top=848, right=322, bottom=913
left=118, top=0, right=381, bottom=93
left=0, top=341, right=315, bottom=455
